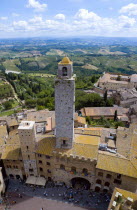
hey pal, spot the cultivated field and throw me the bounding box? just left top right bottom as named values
left=3, top=59, right=20, bottom=72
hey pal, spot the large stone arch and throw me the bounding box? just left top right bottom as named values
left=71, top=177, right=91, bottom=190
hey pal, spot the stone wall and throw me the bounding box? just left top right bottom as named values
left=95, top=169, right=137, bottom=193
left=55, top=78, right=75, bottom=149
left=18, top=121, right=38, bottom=177
left=52, top=155, right=96, bottom=189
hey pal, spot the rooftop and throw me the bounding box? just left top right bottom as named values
left=27, top=110, right=55, bottom=123
left=108, top=188, right=137, bottom=210
left=81, top=107, right=128, bottom=117
left=58, top=57, right=72, bottom=65
left=74, top=127, right=102, bottom=136
left=0, top=125, right=8, bottom=154
left=99, top=73, right=129, bottom=84
left=74, top=134, right=99, bottom=145
left=36, top=135, right=98, bottom=160
left=6, top=116, right=19, bottom=127
left=18, top=121, right=35, bottom=130
left=96, top=153, right=137, bottom=179
left=1, top=129, right=21, bottom=160
left=1, top=145, right=21, bottom=160
left=74, top=113, right=86, bottom=125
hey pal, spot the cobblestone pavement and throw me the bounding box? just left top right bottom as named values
left=0, top=179, right=110, bottom=210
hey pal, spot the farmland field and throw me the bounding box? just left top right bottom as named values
left=3, top=59, right=21, bottom=72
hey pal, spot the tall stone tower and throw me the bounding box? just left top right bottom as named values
left=55, top=57, right=75, bottom=149
left=18, top=121, right=38, bottom=177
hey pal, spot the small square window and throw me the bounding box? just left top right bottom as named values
left=117, top=174, right=121, bottom=179
left=63, top=140, right=66, bottom=145
left=38, top=154, right=42, bottom=157
left=47, top=162, right=50, bottom=166
left=106, top=174, right=112, bottom=179
left=98, top=172, right=103, bottom=177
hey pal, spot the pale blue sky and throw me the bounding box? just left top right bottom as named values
left=1, top=0, right=137, bottom=38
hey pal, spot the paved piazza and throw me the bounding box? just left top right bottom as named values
left=0, top=179, right=110, bottom=210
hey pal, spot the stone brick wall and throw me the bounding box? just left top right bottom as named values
left=95, top=169, right=137, bottom=193
left=18, top=122, right=38, bottom=177
left=3, top=160, right=24, bottom=179
left=55, top=78, right=75, bottom=149
left=52, top=155, right=96, bottom=189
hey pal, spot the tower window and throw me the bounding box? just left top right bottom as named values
left=63, top=140, right=66, bottom=145
left=62, top=67, right=67, bottom=76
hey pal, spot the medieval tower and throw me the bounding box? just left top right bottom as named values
left=18, top=121, right=38, bottom=177
left=55, top=57, right=75, bottom=149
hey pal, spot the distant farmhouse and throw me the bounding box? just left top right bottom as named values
left=96, top=72, right=137, bottom=91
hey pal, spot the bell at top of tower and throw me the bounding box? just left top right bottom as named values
left=57, top=57, right=73, bottom=79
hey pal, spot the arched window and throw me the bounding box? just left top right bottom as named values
left=104, top=182, right=110, bottom=187
left=71, top=166, right=76, bottom=173
left=82, top=168, right=88, bottom=175
left=96, top=179, right=102, bottom=184
left=60, top=164, right=65, bottom=170
left=62, top=67, right=67, bottom=76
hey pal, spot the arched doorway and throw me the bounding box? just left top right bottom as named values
left=16, top=175, right=21, bottom=179
left=96, top=179, right=102, bottom=184
left=104, top=182, right=110, bottom=187
left=9, top=174, right=14, bottom=179
left=71, top=177, right=91, bottom=190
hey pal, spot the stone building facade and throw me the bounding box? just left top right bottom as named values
left=96, top=72, right=135, bottom=91
left=18, top=121, right=38, bottom=177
